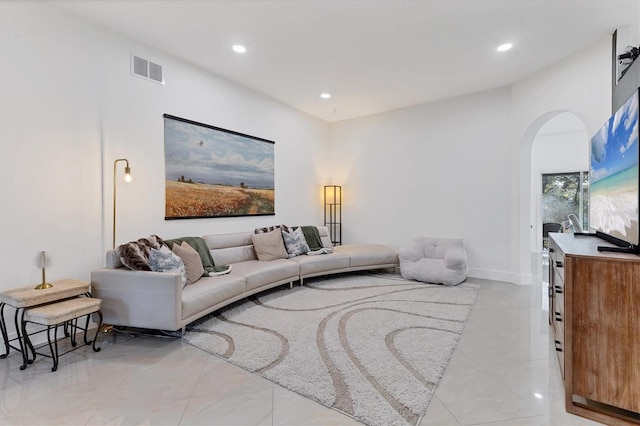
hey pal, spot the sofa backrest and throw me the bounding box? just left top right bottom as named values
left=203, top=232, right=258, bottom=266
left=316, top=226, right=333, bottom=248
left=204, top=226, right=332, bottom=265
left=105, top=226, right=332, bottom=269
left=106, top=249, right=124, bottom=269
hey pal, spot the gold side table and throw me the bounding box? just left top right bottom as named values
left=0, top=278, right=90, bottom=370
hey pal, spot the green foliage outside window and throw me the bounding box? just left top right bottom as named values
left=542, top=172, right=589, bottom=248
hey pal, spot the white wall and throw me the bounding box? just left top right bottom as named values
left=328, top=38, right=616, bottom=285
left=0, top=2, right=329, bottom=336
left=0, top=2, right=629, bottom=310
left=511, top=37, right=613, bottom=281
left=329, top=88, right=515, bottom=282
left=530, top=113, right=590, bottom=251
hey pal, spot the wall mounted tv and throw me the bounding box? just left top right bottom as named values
left=588, top=87, right=639, bottom=254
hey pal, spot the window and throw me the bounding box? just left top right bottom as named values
left=542, top=172, right=589, bottom=246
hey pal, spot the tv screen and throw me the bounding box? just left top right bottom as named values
left=589, top=88, right=639, bottom=250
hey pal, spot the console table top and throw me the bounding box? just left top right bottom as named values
left=549, top=233, right=640, bottom=262
left=0, top=278, right=90, bottom=308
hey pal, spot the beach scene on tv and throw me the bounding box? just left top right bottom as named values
left=590, top=90, right=639, bottom=246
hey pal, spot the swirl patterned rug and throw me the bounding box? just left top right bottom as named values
left=183, top=272, right=479, bottom=426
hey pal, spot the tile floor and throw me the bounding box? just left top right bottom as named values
left=0, top=265, right=605, bottom=425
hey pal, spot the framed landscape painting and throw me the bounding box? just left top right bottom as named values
left=163, top=114, right=275, bottom=219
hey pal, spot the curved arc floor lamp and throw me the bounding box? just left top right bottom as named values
left=113, top=159, right=132, bottom=249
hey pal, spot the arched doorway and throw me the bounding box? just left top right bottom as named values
left=520, top=111, right=589, bottom=283
left=531, top=112, right=590, bottom=251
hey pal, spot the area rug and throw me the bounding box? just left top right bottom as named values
left=183, top=272, right=479, bottom=426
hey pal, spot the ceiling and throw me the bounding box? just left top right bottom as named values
left=53, top=0, right=639, bottom=123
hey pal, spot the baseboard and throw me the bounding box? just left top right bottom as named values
left=467, top=268, right=533, bottom=285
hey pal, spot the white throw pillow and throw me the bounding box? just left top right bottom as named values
left=149, top=246, right=187, bottom=287
left=282, top=227, right=311, bottom=257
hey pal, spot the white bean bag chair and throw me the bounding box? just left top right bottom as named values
left=398, top=237, right=468, bottom=285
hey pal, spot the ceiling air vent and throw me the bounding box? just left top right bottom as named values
left=131, top=54, right=164, bottom=85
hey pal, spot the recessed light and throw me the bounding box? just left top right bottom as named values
left=320, top=93, right=331, bottom=99
left=497, top=43, right=513, bottom=52
left=232, top=45, right=246, bottom=53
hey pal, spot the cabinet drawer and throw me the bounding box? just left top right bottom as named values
left=553, top=325, right=565, bottom=378
left=552, top=253, right=565, bottom=278
left=553, top=269, right=564, bottom=295
left=553, top=291, right=564, bottom=324
left=548, top=241, right=559, bottom=263
left=551, top=280, right=565, bottom=379
left=548, top=240, right=564, bottom=264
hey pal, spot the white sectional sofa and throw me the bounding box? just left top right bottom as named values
left=90, top=226, right=398, bottom=332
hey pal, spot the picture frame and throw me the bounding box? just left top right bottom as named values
left=163, top=114, right=275, bottom=219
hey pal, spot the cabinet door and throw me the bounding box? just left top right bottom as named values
left=548, top=242, right=559, bottom=328
left=571, top=257, right=640, bottom=413
left=548, top=242, right=565, bottom=378
left=553, top=290, right=565, bottom=377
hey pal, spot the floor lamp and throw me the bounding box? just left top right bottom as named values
left=113, top=159, right=132, bottom=249
left=324, top=185, right=342, bottom=246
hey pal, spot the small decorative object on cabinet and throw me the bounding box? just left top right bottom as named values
left=324, top=185, right=341, bottom=245
left=549, top=233, right=640, bottom=425
left=34, top=251, right=53, bottom=290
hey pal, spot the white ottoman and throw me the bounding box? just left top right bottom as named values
left=398, top=237, right=468, bottom=285
left=22, top=297, right=102, bottom=371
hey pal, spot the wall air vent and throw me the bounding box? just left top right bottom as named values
left=131, top=54, right=164, bottom=85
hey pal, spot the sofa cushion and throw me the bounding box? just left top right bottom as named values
left=230, top=259, right=299, bottom=291
left=251, top=229, right=288, bottom=261
left=316, top=226, right=334, bottom=249
left=333, top=244, right=399, bottom=267
left=106, top=249, right=123, bottom=269
left=210, top=245, right=256, bottom=266
left=290, top=252, right=350, bottom=276
left=281, top=227, right=310, bottom=257
left=181, top=275, right=246, bottom=320
left=205, top=232, right=252, bottom=249
left=172, top=242, right=204, bottom=285
left=204, top=232, right=257, bottom=265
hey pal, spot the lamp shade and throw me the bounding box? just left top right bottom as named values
left=324, top=185, right=341, bottom=204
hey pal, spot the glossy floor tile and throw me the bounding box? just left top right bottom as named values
left=0, top=265, right=605, bottom=425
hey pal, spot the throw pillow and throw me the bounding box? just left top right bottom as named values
left=164, top=236, right=216, bottom=275
left=250, top=229, right=288, bottom=261
left=282, top=227, right=311, bottom=257
left=116, top=234, right=165, bottom=271
left=254, top=224, right=290, bottom=234
left=148, top=246, right=187, bottom=287
left=172, top=241, right=205, bottom=285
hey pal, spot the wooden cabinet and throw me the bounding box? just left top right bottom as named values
left=548, top=241, right=566, bottom=377
left=549, top=233, right=640, bottom=425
